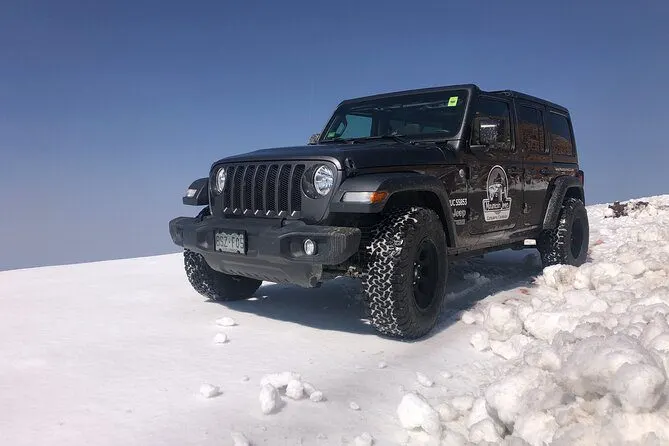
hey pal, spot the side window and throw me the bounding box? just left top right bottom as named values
left=472, top=98, right=512, bottom=151
left=547, top=112, right=574, bottom=156
left=517, top=106, right=546, bottom=153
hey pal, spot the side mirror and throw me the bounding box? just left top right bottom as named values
left=308, top=133, right=321, bottom=145
left=478, top=118, right=500, bottom=146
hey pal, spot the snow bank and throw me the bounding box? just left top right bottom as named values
left=415, top=196, right=669, bottom=444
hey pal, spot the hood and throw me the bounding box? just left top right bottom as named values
left=212, top=141, right=459, bottom=170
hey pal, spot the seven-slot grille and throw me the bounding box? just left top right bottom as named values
left=217, top=163, right=306, bottom=218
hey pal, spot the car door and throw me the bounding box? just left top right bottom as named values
left=464, top=95, right=523, bottom=236
left=515, top=101, right=552, bottom=229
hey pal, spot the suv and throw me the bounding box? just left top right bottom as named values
left=169, top=84, right=588, bottom=340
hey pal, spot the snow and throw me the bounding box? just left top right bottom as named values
left=199, top=383, right=222, bottom=398
left=216, top=316, right=237, bottom=327
left=354, top=432, right=374, bottom=446
left=416, top=371, right=434, bottom=387
left=285, top=379, right=305, bottom=400
left=259, top=383, right=279, bottom=414
left=2, top=194, right=669, bottom=445
left=397, top=392, right=441, bottom=436
left=230, top=431, right=250, bottom=446
left=213, top=332, right=228, bottom=344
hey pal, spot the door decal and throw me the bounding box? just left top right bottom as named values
left=483, top=165, right=512, bottom=222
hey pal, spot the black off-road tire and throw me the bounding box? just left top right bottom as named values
left=538, top=197, right=589, bottom=268
left=184, top=249, right=262, bottom=301
left=360, top=207, right=449, bottom=340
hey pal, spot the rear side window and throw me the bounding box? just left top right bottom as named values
left=471, top=98, right=512, bottom=151
left=517, top=106, right=546, bottom=153
left=548, top=112, right=574, bottom=156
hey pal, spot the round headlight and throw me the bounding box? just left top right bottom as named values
left=214, top=167, right=227, bottom=193
left=313, top=165, right=334, bottom=196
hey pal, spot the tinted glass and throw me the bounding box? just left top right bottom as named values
left=517, top=106, right=546, bottom=153
left=472, top=98, right=512, bottom=151
left=548, top=112, right=574, bottom=156
left=336, top=114, right=372, bottom=139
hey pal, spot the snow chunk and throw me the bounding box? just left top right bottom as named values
left=470, top=330, right=490, bottom=351
left=416, top=372, right=434, bottom=387
left=466, top=397, right=490, bottom=428
left=199, top=383, right=221, bottom=398
left=484, top=303, right=523, bottom=341
left=490, top=334, right=533, bottom=360
left=442, top=429, right=468, bottom=446
left=461, top=310, right=483, bottom=325
left=523, top=343, right=561, bottom=372
left=485, top=367, right=565, bottom=430
left=377, top=361, right=387, bottom=369
left=354, top=432, right=374, bottom=446
left=309, top=391, right=324, bottom=402
left=285, top=379, right=305, bottom=400
left=613, top=363, right=666, bottom=412
left=514, top=412, right=557, bottom=446
left=441, top=370, right=452, bottom=379
left=469, top=419, right=503, bottom=443
left=231, top=431, right=250, bottom=446
left=216, top=316, right=237, bottom=327
left=349, top=401, right=361, bottom=411
left=303, top=381, right=317, bottom=396
left=437, top=402, right=458, bottom=422
left=451, top=395, right=475, bottom=413
left=260, top=372, right=302, bottom=389
left=641, top=315, right=669, bottom=347
left=524, top=311, right=578, bottom=342
left=213, top=333, right=228, bottom=344
left=259, top=384, right=280, bottom=414
left=397, top=392, right=441, bottom=436
left=624, top=259, right=647, bottom=277
left=558, top=334, right=666, bottom=412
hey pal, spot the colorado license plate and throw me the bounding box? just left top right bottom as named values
left=214, top=230, right=246, bottom=254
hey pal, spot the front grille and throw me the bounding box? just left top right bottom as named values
left=217, top=162, right=306, bottom=218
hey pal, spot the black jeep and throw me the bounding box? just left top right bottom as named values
left=169, top=84, right=588, bottom=339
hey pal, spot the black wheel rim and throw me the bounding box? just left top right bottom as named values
left=571, top=217, right=584, bottom=259
left=412, top=238, right=439, bottom=310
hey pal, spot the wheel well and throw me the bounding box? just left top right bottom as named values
left=384, top=191, right=452, bottom=246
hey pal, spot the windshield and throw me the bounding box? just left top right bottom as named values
left=320, top=89, right=469, bottom=142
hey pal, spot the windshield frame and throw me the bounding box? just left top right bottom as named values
left=318, top=88, right=471, bottom=144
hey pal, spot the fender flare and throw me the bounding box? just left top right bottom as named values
left=182, top=178, right=210, bottom=206
left=329, top=172, right=457, bottom=247
left=542, top=176, right=585, bottom=230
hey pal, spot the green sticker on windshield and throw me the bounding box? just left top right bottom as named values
left=448, top=96, right=458, bottom=107
left=326, top=131, right=337, bottom=138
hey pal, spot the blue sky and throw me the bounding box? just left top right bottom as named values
left=1, top=0, right=668, bottom=271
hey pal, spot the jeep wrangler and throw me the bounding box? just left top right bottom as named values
left=169, top=84, right=588, bottom=340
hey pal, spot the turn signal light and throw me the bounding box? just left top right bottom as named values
left=341, top=191, right=389, bottom=204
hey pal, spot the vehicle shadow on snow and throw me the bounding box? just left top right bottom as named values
left=216, top=249, right=544, bottom=340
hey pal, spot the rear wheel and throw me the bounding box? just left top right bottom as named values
left=184, top=249, right=262, bottom=301
left=538, top=198, right=589, bottom=267
left=361, top=207, right=448, bottom=340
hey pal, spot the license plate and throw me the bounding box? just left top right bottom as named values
left=214, top=230, right=246, bottom=254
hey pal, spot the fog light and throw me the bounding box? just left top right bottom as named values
left=303, top=239, right=317, bottom=256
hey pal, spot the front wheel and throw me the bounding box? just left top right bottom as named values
left=361, top=207, right=448, bottom=340
left=538, top=198, right=589, bottom=268
left=184, top=249, right=262, bottom=301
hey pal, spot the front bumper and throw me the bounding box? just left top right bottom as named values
left=169, top=216, right=361, bottom=287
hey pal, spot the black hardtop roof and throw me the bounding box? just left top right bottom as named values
left=337, top=83, right=569, bottom=114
